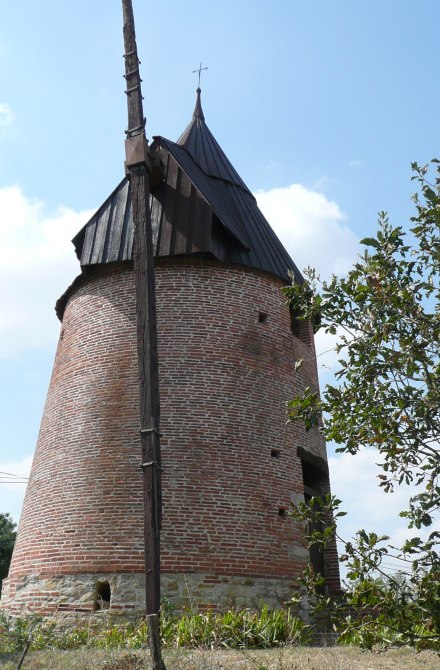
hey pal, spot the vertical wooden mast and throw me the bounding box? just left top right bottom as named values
left=121, top=3, right=164, bottom=667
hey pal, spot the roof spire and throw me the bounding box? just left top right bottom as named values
left=191, top=63, right=207, bottom=121
left=193, top=87, right=205, bottom=121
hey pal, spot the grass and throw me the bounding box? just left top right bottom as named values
left=0, top=608, right=438, bottom=669
left=0, top=607, right=313, bottom=653
left=0, top=646, right=439, bottom=670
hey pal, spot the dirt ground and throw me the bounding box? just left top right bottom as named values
left=0, top=647, right=438, bottom=670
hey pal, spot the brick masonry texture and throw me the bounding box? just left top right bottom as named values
left=2, top=257, right=339, bottom=615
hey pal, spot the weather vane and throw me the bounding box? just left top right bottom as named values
left=192, top=62, right=208, bottom=88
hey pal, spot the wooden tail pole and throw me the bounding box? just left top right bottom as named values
left=121, top=2, right=165, bottom=669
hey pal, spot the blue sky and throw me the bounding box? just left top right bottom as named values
left=1, top=1, right=439, bottom=575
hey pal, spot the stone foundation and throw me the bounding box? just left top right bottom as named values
left=1, top=571, right=301, bottom=619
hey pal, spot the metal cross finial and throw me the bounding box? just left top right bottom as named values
left=192, top=62, right=208, bottom=88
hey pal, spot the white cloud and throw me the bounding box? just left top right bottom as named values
left=255, top=183, right=359, bottom=279
left=0, top=103, right=15, bottom=135
left=328, top=448, right=428, bottom=577
left=0, top=454, right=33, bottom=524
left=314, top=327, right=344, bottom=382
left=0, top=186, right=92, bottom=356
left=329, top=449, right=414, bottom=535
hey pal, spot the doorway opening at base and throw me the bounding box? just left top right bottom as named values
left=94, top=580, right=111, bottom=611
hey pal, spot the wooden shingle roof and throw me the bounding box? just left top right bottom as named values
left=72, top=89, right=302, bottom=284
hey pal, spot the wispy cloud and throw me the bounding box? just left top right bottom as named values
left=0, top=103, right=15, bottom=136
left=264, top=159, right=282, bottom=172
left=348, top=159, right=362, bottom=169
left=312, top=175, right=334, bottom=191
left=0, top=186, right=92, bottom=356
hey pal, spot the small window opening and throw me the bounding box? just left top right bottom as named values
left=271, top=448, right=281, bottom=458
left=289, top=306, right=313, bottom=346
left=94, top=581, right=111, bottom=611
left=278, top=507, right=288, bottom=517
left=258, top=311, right=268, bottom=323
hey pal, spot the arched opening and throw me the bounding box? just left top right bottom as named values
left=94, top=580, right=111, bottom=611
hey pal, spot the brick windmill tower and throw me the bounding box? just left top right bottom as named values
left=2, top=43, right=340, bottom=620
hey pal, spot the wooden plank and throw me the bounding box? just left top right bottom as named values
left=150, top=191, right=163, bottom=255
left=201, top=199, right=213, bottom=251
left=153, top=152, right=169, bottom=257
left=185, top=184, right=197, bottom=253
left=173, top=170, right=191, bottom=255
left=122, top=7, right=165, bottom=668
left=129, top=165, right=162, bottom=619
left=90, top=200, right=112, bottom=265
left=191, top=189, right=210, bottom=253
left=81, top=222, right=97, bottom=265
left=168, top=167, right=182, bottom=254
left=106, top=179, right=130, bottom=261
left=120, top=196, right=133, bottom=261
left=158, top=156, right=178, bottom=256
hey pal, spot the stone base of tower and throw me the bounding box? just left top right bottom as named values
left=1, top=571, right=301, bottom=620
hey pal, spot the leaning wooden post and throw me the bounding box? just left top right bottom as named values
left=121, top=2, right=165, bottom=669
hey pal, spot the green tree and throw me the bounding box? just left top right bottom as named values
left=285, top=160, right=440, bottom=649
left=0, top=513, right=16, bottom=594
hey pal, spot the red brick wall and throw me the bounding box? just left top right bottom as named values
left=5, top=257, right=338, bottom=609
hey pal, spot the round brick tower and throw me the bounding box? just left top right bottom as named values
left=2, top=91, right=340, bottom=617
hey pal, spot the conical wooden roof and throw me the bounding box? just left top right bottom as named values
left=72, top=90, right=302, bottom=284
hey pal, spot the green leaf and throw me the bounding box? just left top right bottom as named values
left=360, top=237, right=381, bottom=249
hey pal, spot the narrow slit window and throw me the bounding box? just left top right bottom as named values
left=278, top=507, right=288, bottom=517
left=271, top=448, right=281, bottom=458
left=258, top=311, right=268, bottom=323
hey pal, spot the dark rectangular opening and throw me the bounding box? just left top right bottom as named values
left=289, top=306, right=313, bottom=346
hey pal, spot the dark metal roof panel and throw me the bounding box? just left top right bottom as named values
left=160, top=138, right=250, bottom=249
left=73, top=179, right=132, bottom=265
left=72, top=88, right=303, bottom=284
left=72, top=144, right=302, bottom=283
left=72, top=152, right=215, bottom=266
left=177, top=117, right=249, bottom=193
left=162, top=137, right=302, bottom=282
left=177, top=89, right=250, bottom=193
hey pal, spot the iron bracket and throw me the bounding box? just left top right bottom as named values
left=139, top=460, right=163, bottom=471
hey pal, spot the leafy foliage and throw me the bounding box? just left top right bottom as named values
left=284, top=160, right=440, bottom=650
left=0, top=514, right=16, bottom=593
left=291, top=496, right=439, bottom=650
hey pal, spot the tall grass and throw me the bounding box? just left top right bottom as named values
left=0, top=605, right=311, bottom=655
